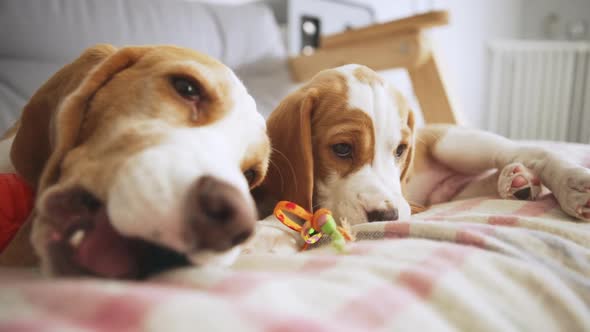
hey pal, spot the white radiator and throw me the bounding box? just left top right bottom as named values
left=487, top=41, right=590, bottom=143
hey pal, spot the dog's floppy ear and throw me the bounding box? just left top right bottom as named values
left=255, top=88, right=318, bottom=213
left=400, top=110, right=416, bottom=182
left=10, top=44, right=152, bottom=191
left=391, top=87, right=416, bottom=183
left=400, top=110, right=425, bottom=214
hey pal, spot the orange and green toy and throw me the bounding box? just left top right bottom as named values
left=0, top=173, right=34, bottom=253
left=274, top=201, right=353, bottom=252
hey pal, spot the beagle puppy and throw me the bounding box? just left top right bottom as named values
left=252, top=64, right=590, bottom=242
left=0, top=45, right=270, bottom=278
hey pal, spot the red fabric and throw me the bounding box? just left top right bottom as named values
left=0, top=174, right=34, bottom=252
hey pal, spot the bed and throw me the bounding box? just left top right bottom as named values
left=2, top=190, right=590, bottom=330
left=0, top=1, right=589, bottom=331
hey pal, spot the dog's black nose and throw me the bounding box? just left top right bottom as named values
left=185, top=176, right=256, bottom=251
left=367, top=208, right=399, bottom=222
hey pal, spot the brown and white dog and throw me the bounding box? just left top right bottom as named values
left=249, top=64, right=590, bottom=251
left=0, top=44, right=271, bottom=278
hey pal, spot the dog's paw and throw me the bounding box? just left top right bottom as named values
left=554, top=167, right=590, bottom=221
left=240, top=222, right=299, bottom=255
left=498, top=162, right=542, bottom=201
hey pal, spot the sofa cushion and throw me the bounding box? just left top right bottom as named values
left=0, top=0, right=285, bottom=131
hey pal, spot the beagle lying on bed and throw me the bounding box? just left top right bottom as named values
left=249, top=64, right=590, bottom=251
left=0, top=44, right=270, bottom=278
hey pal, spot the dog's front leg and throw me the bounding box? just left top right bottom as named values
left=428, top=126, right=590, bottom=221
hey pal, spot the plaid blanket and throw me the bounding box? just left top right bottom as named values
left=1, top=195, right=589, bottom=332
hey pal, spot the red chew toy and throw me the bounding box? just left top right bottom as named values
left=0, top=174, right=34, bottom=252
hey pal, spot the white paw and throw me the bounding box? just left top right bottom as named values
left=240, top=220, right=300, bottom=255
left=498, top=162, right=542, bottom=201
left=554, top=167, right=590, bottom=222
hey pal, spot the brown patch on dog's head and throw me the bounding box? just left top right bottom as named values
left=353, top=65, right=384, bottom=87
left=390, top=87, right=416, bottom=183
left=312, top=107, right=375, bottom=179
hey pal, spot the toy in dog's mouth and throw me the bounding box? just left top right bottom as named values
left=45, top=192, right=189, bottom=279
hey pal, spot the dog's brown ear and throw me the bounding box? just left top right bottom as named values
left=255, top=88, right=317, bottom=214
left=401, top=110, right=424, bottom=215
left=10, top=44, right=115, bottom=189
left=10, top=45, right=152, bottom=191
left=400, top=110, right=416, bottom=183
left=391, top=87, right=416, bottom=183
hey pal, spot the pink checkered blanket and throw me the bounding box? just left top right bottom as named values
left=1, top=141, right=589, bottom=331
left=1, top=194, right=590, bottom=332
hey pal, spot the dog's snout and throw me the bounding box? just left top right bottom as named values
left=367, top=208, right=399, bottom=222
left=198, top=180, right=235, bottom=225
left=185, top=176, right=256, bottom=251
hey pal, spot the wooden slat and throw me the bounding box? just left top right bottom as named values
left=289, top=32, right=429, bottom=82
left=288, top=10, right=459, bottom=125
left=322, top=11, right=449, bottom=50
left=408, top=54, right=460, bottom=124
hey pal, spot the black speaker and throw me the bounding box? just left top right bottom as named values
left=300, top=15, right=321, bottom=55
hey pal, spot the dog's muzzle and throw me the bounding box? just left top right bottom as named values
left=184, top=176, right=255, bottom=252
left=42, top=175, right=257, bottom=279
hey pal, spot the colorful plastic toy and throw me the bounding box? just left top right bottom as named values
left=273, top=201, right=352, bottom=252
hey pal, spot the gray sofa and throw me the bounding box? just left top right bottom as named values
left=0, top=0, right=292, bottom=131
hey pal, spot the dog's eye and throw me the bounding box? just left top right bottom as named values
left=172, top=77, right=200, bottom=100
left=243, top=168, right=257, bottom=186
left=395, top=143, right=408, bottom=158
left=332, top=143, right=353, bottom=158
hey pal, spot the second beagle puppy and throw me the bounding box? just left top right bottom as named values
left=253, top=65, right=590, bottom=230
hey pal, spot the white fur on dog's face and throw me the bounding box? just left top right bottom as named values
left=107, top=65, right=268, bottom=263
left=314, top=65, right=412, bottom=225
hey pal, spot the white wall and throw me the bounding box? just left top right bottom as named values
left=431, top=0, right=523, bottom=127
left=521, top=0, right=590, bottom=40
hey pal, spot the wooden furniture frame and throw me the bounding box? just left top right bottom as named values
left=289, top=11, right=460, bottom=125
